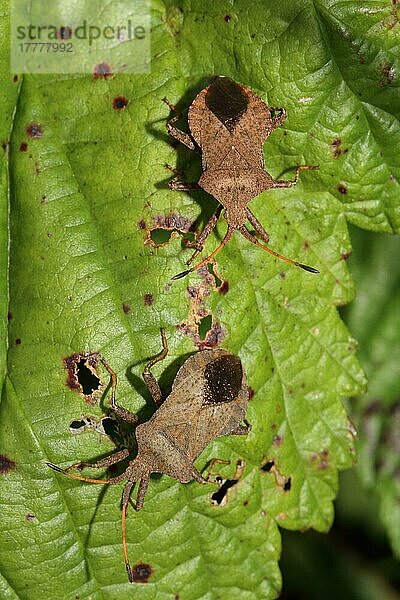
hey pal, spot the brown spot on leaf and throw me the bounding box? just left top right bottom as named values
left=340, top=251, right=352, bottom=261
left=130, top=562, right=153, bottom=583
left=311, top=449, right=330, bottom=469
left=113, top=96, right=129, bottom=111
left=144, top=293, right=153, bottom=306
left=218, top=280, right=229, bottom=294
left=64, top=352, right=103, bottom=405
left=224, top=14, right=231, bottom=22
left=13, top=75, right=18, bottom=82
left=122, top=302, right=131, bottom=314
left=27, top=123, right=43, bottom=138
left=26, top=513, right=36, bottom=521
left=15, top=338, right=21, bottom=345
left=20, top=142, right=28, bottom=152
left=0, top=455, right=16, bottom=474
left=273, top=434, right=283, bottom=447
left=248, top=387, right=255, bottom=400
left=331, top=138, right=348, bottom=158
left=337, top=183, right=347, bottom=194
left=41, top=195, right=47, bottom=204
left=2, top=141, right=8, bottom=152
left=138, top=219, right=146, bottom=230
left=93, top=62, right=113, bottom=79
left=378, top=63, right=396, bottom=87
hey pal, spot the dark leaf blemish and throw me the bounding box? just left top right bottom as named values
left=337, top=183, right=347, bottom=194
left=130, top=562, right=153, bottom=583
left=15, top=338, right=22, bottom=345
left=113, top=96, right=129, bottom=111
left=0, top=455, right=16, bottom=474
left=331, top=138, right=347, bottom=158
left=123, top=302, right=131, bottom=314
left=224, top=14, right=231, bottom=22
left=26, top=513, right=36, bottom=521
left=378, top=63, right=396, bottom=87
left=26, top=123, right=43, bottom=139
left=144, top=293, right=153, bottom=306
left=218, top=280, right=229, bottom=294
left=20, top=142, right=28, bottom=152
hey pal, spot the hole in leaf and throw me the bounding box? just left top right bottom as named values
left=150, top=229, right=173, bottom=244
left=284, top=477, right=292, bottom=491
left=76, top=359, right=100, bottom=395
left=207, top=263, right=222, bottom=286
left=261, top=460, right=274, bottom=472
left=211, top=478, right=238, bottom=505
left=198, top=315, right=212, bottom=340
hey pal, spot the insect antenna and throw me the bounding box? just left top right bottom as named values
left=46, top=463, right=113, bottom=484
left=172, top=226, right=235, bottom=280
left=239, top=226, right=319, bottom=273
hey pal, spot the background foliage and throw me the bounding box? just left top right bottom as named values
left=0, top=0, right=399, bottom=598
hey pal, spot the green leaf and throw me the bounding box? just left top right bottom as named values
left=4, top=0, right=400, bottom=596
left=342, top=225, right=400, bottom=559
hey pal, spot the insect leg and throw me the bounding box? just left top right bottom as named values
left=164, top=163, right=202, bottom=191
left=142, top=328, right=168, bottom=407
left=172, top=226, right=235, bottom=280
left=162, top=97, right=196, bottom=150
left=239, top=226, right=319, bottom=274
left=134, top=476, right=150, bottom=511
left=272, top=165, right=318, bottom=188
left=199, top=459, right=231, bottom=483
left=245, top=207, right=270, bottom=244
left=100, top=357, right=139, bottom=424
left=186, top=205, right=223, bottom=263
left=64, top=448, right=130, bottom=473
left=271, top=107, right=287, bottom=129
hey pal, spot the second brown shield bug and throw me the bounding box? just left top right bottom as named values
left=47, top=329, right=249, bottom=582
left=162, top=76, right=319, bottom=279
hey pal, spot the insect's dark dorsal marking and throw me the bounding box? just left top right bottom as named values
left=205, top=76, right=249, bottom=132
left=203, top=354, right=243, bottom=405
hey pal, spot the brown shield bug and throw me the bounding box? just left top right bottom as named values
left=162, top=76, right=319, bottom=279
left=47, top=329, right=249, bottom=582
